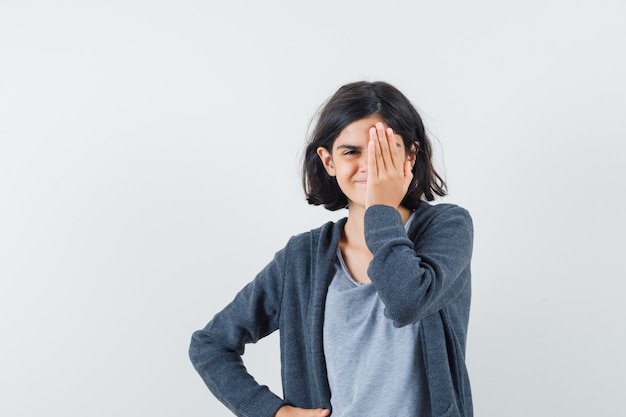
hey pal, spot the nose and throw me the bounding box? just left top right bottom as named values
left=358, top=153, right=368, bottom=172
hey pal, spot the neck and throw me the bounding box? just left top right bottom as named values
left=343, top=205, right=366, bottom=247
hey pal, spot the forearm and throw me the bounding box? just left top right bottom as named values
left=364, top=204, right=473, bottom=326
left=190, top=326, right=285, bottom=416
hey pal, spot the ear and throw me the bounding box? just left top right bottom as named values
left=407, top=142, right=419, bottom=169
left=316, top=146, right=336, bottom=176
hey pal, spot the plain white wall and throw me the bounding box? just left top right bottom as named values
left=1, top=1, right=624, bottom=416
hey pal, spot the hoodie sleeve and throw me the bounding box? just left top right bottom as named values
left=188, top=245, right=289, bottom=417
left=364, top=204, right=473, bottom=327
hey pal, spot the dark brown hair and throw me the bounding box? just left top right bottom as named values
left=302, top=80, right=447, bottom=211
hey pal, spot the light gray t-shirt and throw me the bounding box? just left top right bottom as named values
left=323, top=213, right=431, bottom=417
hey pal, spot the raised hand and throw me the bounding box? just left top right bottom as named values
left=365, top=122, right=413, bottom=209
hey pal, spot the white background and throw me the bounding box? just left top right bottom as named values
left=1, top=1, right=625, bottom=416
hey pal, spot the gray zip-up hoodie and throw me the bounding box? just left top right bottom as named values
left=189, top=203, right=474, bottom=417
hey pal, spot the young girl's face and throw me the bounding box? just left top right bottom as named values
left=316, top=115, right=410, bottom=210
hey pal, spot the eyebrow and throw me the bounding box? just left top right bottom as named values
left=336, top=143, right=402, bottom=151
left=335, top=144, right=364, bottom=151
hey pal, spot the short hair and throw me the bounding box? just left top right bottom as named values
left=302, top=80, right=447, bottom=211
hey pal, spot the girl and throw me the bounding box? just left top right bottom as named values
left=189, top=81, right=474, bottom=417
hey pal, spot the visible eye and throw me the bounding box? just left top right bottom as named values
left=341, top=149, right=363, bottom=159
left=335, top=145, right=362, bottom=157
